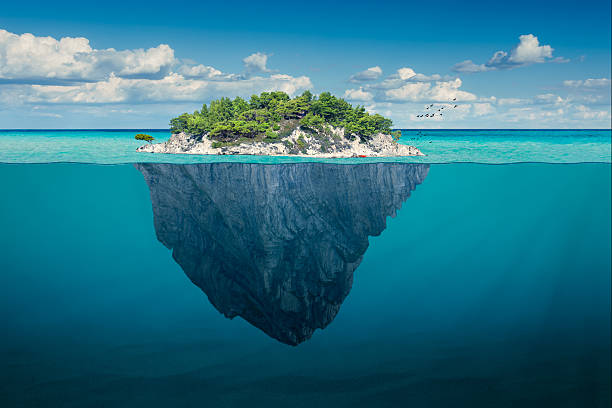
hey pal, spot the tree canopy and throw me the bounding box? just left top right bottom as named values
left=135, top=133, right=155, bottom=143
left=169, top=91, right=394, bottom=142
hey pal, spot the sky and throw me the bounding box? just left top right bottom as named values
left=0, top=0, right=610, bottom=129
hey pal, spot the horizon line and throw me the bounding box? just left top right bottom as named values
left=0, top=128, right=610, bottom=132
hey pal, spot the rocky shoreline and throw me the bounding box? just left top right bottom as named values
left=137, top=127, right=424, bottom=158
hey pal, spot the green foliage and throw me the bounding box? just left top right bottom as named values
left=169, top=90, right=395, bottom=142
left=296, top=135, right=307, bottom=152
left=135, top=133, right=154, bottom=143
left=265, top=128, right=279, bottom=140
left=391, top=130, right=402, bottom=142
left=299, top=113, right=325, bottom=131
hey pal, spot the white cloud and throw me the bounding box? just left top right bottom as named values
left=450, top=60, right=488, bottom=73
left=508, top=34, right=553, bottom=64
left=343, top=87, right=373, bottom=101
left=344, top=65, right=475, bottom=105
left=0, top=29, right=175, bottom=82
left=452, top=34, right=565, bottom=73
left=340, top=74, right=611, bottom=129
left=383, top=78, right=477, bottom=102
left=563, top=78, right=611, bottom=89
left=12, top=72, right=312, bottom=104
left=411, top=73, right=443, bottom=82
left=376, top=67, right=446, bottom=86
left=572, top=105, right=610, bottom=120
left=243, top=52, right=271, bottom=75
left=397, top=67, right=416, bottom=80
left=497, top=98, right=526, bottom=106
left=176, top=64, right=234, bottom=80
left=533, top=93, right=565, bottom=105
left=472, top=102, right=495, bottom=116
left=349, top=66, right=383, bottom=82
left=0, top=29, right=312, bottom=106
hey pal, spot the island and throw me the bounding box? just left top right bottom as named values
left=137, top=91, right=424, bottom=157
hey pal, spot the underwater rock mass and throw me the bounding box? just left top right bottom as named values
left=136, top=162, right=429, bottom=345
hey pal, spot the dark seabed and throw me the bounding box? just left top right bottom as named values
left=0, top=162, right=610, bottom=407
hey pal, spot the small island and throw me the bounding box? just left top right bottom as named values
left=137, top=91, right=423, bottom=157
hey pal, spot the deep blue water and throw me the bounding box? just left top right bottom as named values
left=0, top=161, right=610, bottom=407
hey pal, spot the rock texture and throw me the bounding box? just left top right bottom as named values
left=137, top=129, right=424, bottom=157
left=136, top=162, right=429, bottom=345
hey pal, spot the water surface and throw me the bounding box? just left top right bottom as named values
left=0, top=129, right=610, bottom=164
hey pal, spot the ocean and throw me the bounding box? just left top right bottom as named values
left=0, top=129, right=610, bottom=164
left=0, top=130, right=610, bottom=407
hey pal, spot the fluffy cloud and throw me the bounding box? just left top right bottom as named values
left=343, top=87, right=373, bottom=101
left=397, top=67, right=415, bottom=80
left=497, top=98, right=526, bottom=106
left=472, top=103, right=495, bottom=116
left=5, top=73, right=312, bottom=104
left=533, top=93, right=565, bottom=105
left=243, top=52, right=272, bottom=75
left=176, top=64, right=233, bottom=80
left=0, top=29, right=312, bottom=106
left=563, top=78, right=610, bottom=89
left=452, top=34, right=565, bottom=73
left=0, top=29, right=175, bottom=82
left=344, top=66, right=476, bottom=104
left=349, top=66, right=383, bottom=82
left=343, top=72, right=610, bottom=128
left=572, top=105, right=610, bottom=120
left=384, top=78, right=476, bottom=102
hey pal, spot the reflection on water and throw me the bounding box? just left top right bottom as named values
left=136, top=162, right=429, bottom=345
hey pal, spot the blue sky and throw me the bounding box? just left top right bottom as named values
left=0, top=0, right=610, bottom=128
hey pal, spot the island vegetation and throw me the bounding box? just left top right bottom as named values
left=135, top=133, right=155, bottom=144
left=168, top=91, right=402, bottom=146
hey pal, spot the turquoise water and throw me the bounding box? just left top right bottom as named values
left=0, top=129, right=610, bottom=164
left=0, top=161, right=610, bottom=407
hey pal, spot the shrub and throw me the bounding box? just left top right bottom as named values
left=135, top=133, right=154, bottom=144
left=296, top=135, right=307, bottom=152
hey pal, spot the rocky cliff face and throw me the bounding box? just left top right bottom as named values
left=135, top=162, right=429, bottom=345
left=137, top=130, right=424, bottom=158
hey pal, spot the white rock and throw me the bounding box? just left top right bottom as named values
left=137, top=127, right=424, bottom=158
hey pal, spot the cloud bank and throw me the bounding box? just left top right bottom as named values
left=0, top=29, right=312, bottom=105
left=452, top=34, right=566, bottom=73
left=349, top=66, right=383, bottom=82
left=345, top=66, right=476, bottom=103
left=342, top=63, right=610, bottom=128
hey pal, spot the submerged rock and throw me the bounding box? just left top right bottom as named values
left=136, top=162, right=429, bottom=345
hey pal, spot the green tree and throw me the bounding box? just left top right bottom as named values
left=135, top=133, right=155, bottom=144
left=168, top=90, right=396, bottom=143
left=300, top=112, right=325, bottom=130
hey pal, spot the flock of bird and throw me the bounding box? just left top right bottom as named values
left=416, top=98, right=459, bottom=119
left=401, top=97, right=462, bottom=145
left=405, top=130, right=434, bottom=143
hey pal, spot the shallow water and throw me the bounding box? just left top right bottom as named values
left=0, top=129, right=610, bottom=164
left=0, top=161, right=610, bottom=407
